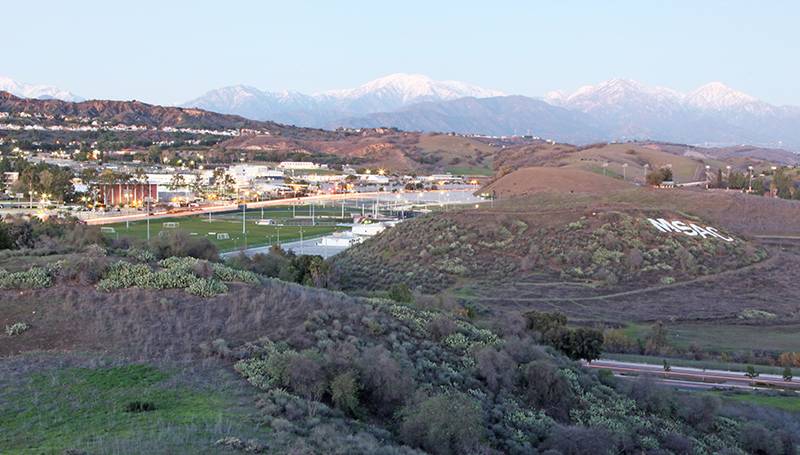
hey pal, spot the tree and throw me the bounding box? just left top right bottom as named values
left=399, top=392, right=484, bottom=455
left=133, top=167, right=148, bottom=184
left=147, top=145, right=162, bottom=164
left=745, top=365, right=760, bottom=384
left=567, top=328, right=604, bottom=362
left=646, top=167, right=673, bottom=186
left=783, top=366, right=793, bottom=382
left=167, top=173, right=186, bottom=191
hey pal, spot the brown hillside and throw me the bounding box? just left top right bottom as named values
left=483, top=167, right=632, bottom=198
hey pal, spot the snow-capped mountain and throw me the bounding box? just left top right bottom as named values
left=182, top=73, right=503, bottom=126
left=0, top=76, right=83, bottom=102
left=545, top=79, right=684, bottom=112
left=185, top=76, right=800, bottom=149
left=319, top=73, right=504, bottom=112
left=684, top=82, right=767, bottom=112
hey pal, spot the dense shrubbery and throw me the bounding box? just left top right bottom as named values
left=220, top=293, right=778, bottom=454
left=332, top=210, right=766, bottom=292
left=0, top=265, right=56, bottom=289
left=96, top=256, right=258, bottom=296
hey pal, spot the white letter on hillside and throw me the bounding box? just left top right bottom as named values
left=689, top=224, right=713, bottom=239
left=648, top=218, right=681, bottom=233
left=705, top=227, right=735, bottom=242
left=670, top=220, right=697, bottom=236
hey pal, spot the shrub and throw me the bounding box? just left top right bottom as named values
left=399, top=391, right=484, bottom=455
left=148, top=230, right=219, bottom=261
left=388, top=283, right=414, bottom=303
left=518, top=361, right=573, bottom=421
left=330, top=371, right=360, bottom=416
left=5, top=322, right=30, bottom=336
left=0, top=266, right=53, bottom=289
left=738, top=422, right=782, bottom=455
left=185, top=278, right=228, bottom=297
left=357, top=346, right=414, bottom=415
left=124, top=400, right=156, bottom=413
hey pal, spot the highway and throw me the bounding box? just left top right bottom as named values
left=585, top=359, right=800, bottom=392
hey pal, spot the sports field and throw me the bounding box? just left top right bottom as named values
left=105, top=204, right=358, bottom=252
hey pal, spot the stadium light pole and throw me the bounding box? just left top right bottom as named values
left=726, top=165, right=731, bottom=190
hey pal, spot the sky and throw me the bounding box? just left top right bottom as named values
left=3, top=0, right=799, bottom=105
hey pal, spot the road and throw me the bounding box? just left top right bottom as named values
left=585, top=359, right=799, bottom=391
left=81, top=188, right=483, bottom=226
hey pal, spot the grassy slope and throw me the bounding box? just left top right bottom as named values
left=0, top=359, right=260, bottom=454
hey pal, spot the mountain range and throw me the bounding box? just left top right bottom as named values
left=182, top=75, right=800, bottom=149
left=3, top=74, right=800, bottom=150
left=0, top=76, right=83, bottom=102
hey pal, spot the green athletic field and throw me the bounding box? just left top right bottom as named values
left=104, top=204, right=358, bottom=252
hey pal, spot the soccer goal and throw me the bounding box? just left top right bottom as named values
left=162, top=222, right=179, bottom=229
left=100, top=227, right=116, bottom=234
left=216, top=233, right=230, bottom=240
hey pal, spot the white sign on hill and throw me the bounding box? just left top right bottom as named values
left=647, top=218, right=735, bottom=242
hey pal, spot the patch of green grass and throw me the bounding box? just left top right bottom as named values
left=0, top=363, right=254, bottom=453
left=447, top=166, right=493, bottom=176
left=666, top=323, right=800, bottom=353
left=718, top=392, right=800, bottom=413
left=615, top=322, right=800, bottom=355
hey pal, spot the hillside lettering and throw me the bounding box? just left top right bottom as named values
left=646, top=218, right=735, bottom=242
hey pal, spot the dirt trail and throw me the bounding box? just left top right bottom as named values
left=469, top=252, right=780, bottom=303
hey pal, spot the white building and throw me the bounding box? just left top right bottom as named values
left=278, top=161, right=327, bottom=170
left=228, top=164, right=284, bottom=186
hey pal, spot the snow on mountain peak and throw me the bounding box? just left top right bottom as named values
left=685, top=81, right=760, bottom=110
left=0, top=76, right=83, bottom=102
left=321, top=73, right=503, bottom=103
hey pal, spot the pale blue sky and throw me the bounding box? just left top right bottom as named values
left=4, top=0, right=799, bottom=105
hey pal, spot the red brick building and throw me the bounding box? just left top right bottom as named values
left=97, top=183, right=158, bottom=207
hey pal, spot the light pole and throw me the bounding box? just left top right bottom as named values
left=726, top=165, right=731, bottom=190
left=643, top=163, right=649, bottom=182
left=622, top=163, right=628, bottom=181
left=705, top=165, right=711, bottom=189
left=748, top=166, right=754, bottom=193
left=146, top=197, right=151, bottom=241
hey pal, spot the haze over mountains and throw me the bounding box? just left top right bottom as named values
left=3, top=74, right=800, bottom=150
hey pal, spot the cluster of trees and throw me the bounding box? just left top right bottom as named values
left=0, top=216, right=103, bottom=251
left=645, top=167, right=674, bottom=186
left=0, top=158, right=76, bottom=202
left=227, top=246, right=331, bottom=287
left=524, top=311, right=604, bottom=362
